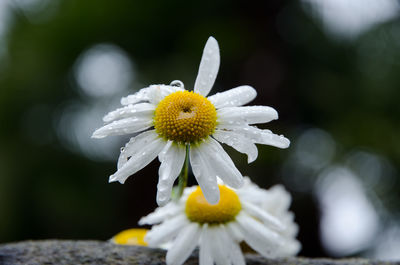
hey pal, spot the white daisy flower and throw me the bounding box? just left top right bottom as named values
left=92, top=36, right=290, bottom=206
left=139, top=179, right=301, bottom=265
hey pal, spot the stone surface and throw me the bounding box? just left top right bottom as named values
left=0, top=240, right=398, bottom=265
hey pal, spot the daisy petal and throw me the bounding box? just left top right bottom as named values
left=138, top=202, right=181, bottom=225
left=213, top=129, right=258, bottom=163
left=208, top=85, right=257, bottom=108
left=222, top=226, right=246, bottom=265
left=145, top=215, right=189, bottom=246
left=157, top=143, right=186, bottom=206
left=157, top=141, right=172, bottom=162
left=235, top=177, right=273, bottom=205
left=190, top=145, right=220, bottom=204
left=219, top=124, right=290, bottom=149
left=215, top=226, right=246, bottom=265
left=281, top=240, right=302, bottom=257
left=92, top=117, right=152, bottom=139
left=121, top=86, right=152, bottom=105
left=266, top=184, right=292, bottom=214
left=217, top=106, right=278, bottom=125
left=166, top=223, right=201, bottom=265
left=236, top=213, right=284, bottom=258
left=241, top=126, right=290, bottom=148
left=199, top=224, right=213, bottom=265
left=230, top=240, right=246, bottom=265
left=194, top=36, right=220, bottom=97
left=109, top=137, right=166, bottom=184
left=103, top=103, right=155, bottom=123
left=203, top=138, right=244, bottom=188
left=209, top=226, right=231, bottom=265
left=117, top=130, right=158, bottom=170
left=220, top=226, right=245, bottom=265
left=242, top=201, right=286, bottom=231
left=226, top=222, right=244, bottom=242
left=147, top=84, right=184, bottom=105
left=121, top=85, right=183, bottom=105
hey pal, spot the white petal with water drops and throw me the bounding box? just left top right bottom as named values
left=103, top=103, right=155, bottom=123
left=217, top=105, right=278, bottom=125
left=92, top=117, right=152, bottom=138
left=120, top=86, right=152, bottom=105
left=203, top=138, right=244, bottom=188
left=219, top=124, right=290, bottom=149
left=213, top=129, right=258, bottom=163
left=190, top=145, right=220, bottom=204
left=117, top=130, right=158, bottom=170
left=157, top=142, right=186, bottom=206
left=194, top=36, right=220, bottom=97
left=147, top=84, right=184, bottom=104
left=208, top=85, right=257, bottom=108
left=120, top=84, right=182, bottom=105
left=109, top=137, right=166, bottom=184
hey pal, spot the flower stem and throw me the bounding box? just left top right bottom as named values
left=176, top=145, right=190, bottom=200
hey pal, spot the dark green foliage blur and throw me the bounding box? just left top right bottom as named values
left=1, top=0, right=399, bottom=258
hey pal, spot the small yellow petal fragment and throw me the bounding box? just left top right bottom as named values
left=112, top=228, right=148, bottom=246
left=185, top=185, right=241, bottom=224
left=154, top=91, right=217, bottom=144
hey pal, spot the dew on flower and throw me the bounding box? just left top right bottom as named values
left=88, top=36, right=298, bottom=265
left=92, top=36, right=290, bottom=206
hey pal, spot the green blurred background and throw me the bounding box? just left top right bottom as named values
left=1, top=0, right=400, bottom=259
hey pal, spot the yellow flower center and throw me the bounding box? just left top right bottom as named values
left=112, top=228, right=148, bottom=246
left=154, top=91, right=217, bottom=144
left=185, top=185, right=242, bottom=224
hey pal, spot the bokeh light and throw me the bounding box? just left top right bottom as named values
left=315, top=166, right=379, bottom=256
left=302, top=0, right=400, bottom=40
left=282, top=128, right=336, bottom=192
left=73, top=44, right=134, bottom=98
left=371, top=224, right=400, bottom=261
left=0, top=0, right=10, bottom=61
left=55, top=100, right=125, bottom=161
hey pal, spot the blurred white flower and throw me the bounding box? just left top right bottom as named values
left=139, top=178, right=301, bottom=265
left=92, top=36, right=289, bottom=206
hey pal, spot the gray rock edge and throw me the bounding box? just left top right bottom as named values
left=0, top=240, right=398, bottom=265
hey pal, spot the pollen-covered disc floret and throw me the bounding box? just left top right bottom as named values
left=154, top=91, right=217, bottom=144
left=185, top=185, right=241, bottom=224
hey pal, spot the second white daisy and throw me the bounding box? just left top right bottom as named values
left=92, top=36, right=290, bottom=206
left=139, top=179, right=301, bottom=265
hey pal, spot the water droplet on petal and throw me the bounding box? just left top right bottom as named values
left=170, top=80, right=184, bottom=88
